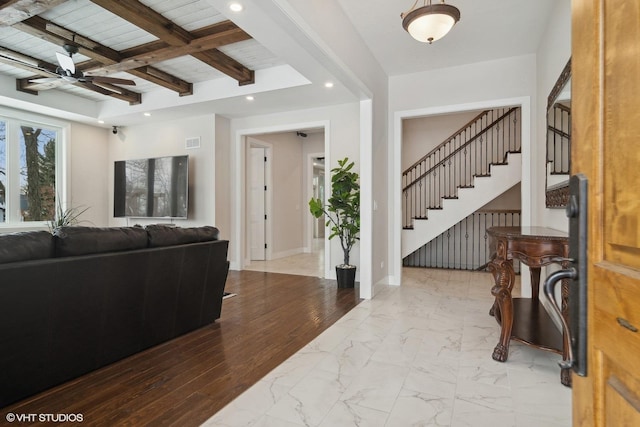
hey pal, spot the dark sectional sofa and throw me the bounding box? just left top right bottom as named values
left=0, top=225, right=230, bottom=407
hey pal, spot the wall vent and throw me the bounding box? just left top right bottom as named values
left=185, top=137, right=201, bottom=149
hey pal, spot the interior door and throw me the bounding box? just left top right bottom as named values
left=572, top=0, right=640, bottom=425
left=249, top=147, right=266, bottom=261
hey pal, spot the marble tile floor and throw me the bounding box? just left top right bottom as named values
left=203, top=267, right=571, bottom=427
left=244, top=238, right=324, bottom=278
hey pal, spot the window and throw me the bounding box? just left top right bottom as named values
left=0, top=112, right=65, bottom=226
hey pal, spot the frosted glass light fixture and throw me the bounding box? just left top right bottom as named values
left=401, top=0, right=460, bottom=44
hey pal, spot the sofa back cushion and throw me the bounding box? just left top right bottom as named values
left=54, top=226, right=148, bottom=257
left=0, top=230, right=55, bottom=264
left=146, top=225, right=219, bottom=247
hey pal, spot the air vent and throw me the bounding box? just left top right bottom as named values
left=185, top=137, right=201, bottom=149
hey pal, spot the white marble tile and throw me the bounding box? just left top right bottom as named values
left=386, top=389, right=454, bottom=426
left=458, top=358, right=509, bottom=388
left=202, top=268, right=572, bottom=427
left=262, top=350, right=328, bottom=388
left=339, top=360, right=410, bottom=413
left=318, top=401, right=388, bottom=427
left=266, top=368, right=353, bottom=426
left=369, top=331, right=422, bottom=367
left=404, top=357, right=460, bottom=398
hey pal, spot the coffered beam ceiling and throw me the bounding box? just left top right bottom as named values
left=1, top=0, right=255, bottom=104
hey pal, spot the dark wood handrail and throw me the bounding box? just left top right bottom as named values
left=403, top=107, right=518, bottom=192
left=548, top=125, right=570, bottom=139
left=402, top=109, right=490, bottom=175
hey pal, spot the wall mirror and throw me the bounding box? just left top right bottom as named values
left=545, top=59, right=572, bottom=208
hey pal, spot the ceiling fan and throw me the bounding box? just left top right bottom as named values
left=29, top=43, right=136, bottom=87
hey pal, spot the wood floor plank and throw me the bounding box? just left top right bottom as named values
left=2, top=271, right=360, bottom=425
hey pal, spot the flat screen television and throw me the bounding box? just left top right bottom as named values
left=114, top=155, right=189, bottom=218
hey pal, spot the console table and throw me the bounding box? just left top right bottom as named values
left=486, top=226, right=571, bottom=386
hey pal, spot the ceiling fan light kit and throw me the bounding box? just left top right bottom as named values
left=401, top=0, right=460, bottom=44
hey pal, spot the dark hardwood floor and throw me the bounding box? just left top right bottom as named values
left=2, top=271, right=361, bottom=426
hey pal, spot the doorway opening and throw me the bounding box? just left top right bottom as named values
left=243, top=127, right=327, bottom=278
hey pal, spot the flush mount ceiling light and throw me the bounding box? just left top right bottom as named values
left=401, top=0, right=460, bottom=44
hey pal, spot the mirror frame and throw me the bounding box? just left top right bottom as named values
left=545, top=58, right=572, bottom=208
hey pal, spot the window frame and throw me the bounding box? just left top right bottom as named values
left=0, top=106, right=69, bottom=231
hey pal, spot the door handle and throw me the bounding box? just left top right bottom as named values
left=543, top=267, right=577, bottom=369
left=541, top=174, right=588, bottom=376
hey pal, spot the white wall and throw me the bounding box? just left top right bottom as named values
left=278, top=0, right=390, bottom=298
left=402, top=110, right=481, bottom=171
left=69, top=122, right=110, bottom=227
left=537, top=0, right=571, bottom=232
left=107, top=114, right=216, bottom=228
left=215, top=115, right=231, bottom=241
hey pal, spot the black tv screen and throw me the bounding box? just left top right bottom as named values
left=114, top=155, right=188, bottom=218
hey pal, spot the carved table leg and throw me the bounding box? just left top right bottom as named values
left=488, top=258, right=515, bottom=362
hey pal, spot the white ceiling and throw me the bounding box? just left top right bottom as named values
left=0, top=0, right=557, bottom=127
left=338, top=0, right=557, bottom=76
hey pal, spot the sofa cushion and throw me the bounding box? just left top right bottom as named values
left=0, top=230, right=55, bottom=264
left=54, top=226, right=148, bottom=257
left=146, top=225, right=219, bottom=247
left=196, top=226, right=220, bottom=242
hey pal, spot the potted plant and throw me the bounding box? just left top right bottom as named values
left=309, top=157, right=360, bottom=288
left=48, top=199, right=90, bottom=233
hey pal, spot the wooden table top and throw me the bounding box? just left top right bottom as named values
left=487, top=226, right=568, bottom=241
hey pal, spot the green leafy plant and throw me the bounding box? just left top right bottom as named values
left=48, top=199, right=90, bottom=232
left=309, top=157, right=360, bottom=266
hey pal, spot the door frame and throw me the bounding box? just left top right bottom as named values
left=246, top=139, right=272, bottom=264
left=232, top=120, right=331, bottom=278
left=305, top=151, right=325, bottom=252
left=391, top=96, right=532, bottom=289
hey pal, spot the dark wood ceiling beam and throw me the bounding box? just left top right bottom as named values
left=78, top=25, right=252, bottom=75
left=191, top=50, right=254, bottom=85
left=12, top=15, right=191, bottom=95
left=128, top=66, right=192, bottom=96
left=82, top=81, right=141, bottom=105
left=0, top=0, right=67, bottom=25
left=86, top=0, right=255, bottom=86
left=89, top=0, right=192, bottom=46
left=0, top=46, right=57, bottom=74
left=14, top=15, right=122, bottom=64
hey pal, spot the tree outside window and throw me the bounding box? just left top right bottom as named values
left=0, top=115, right=60, bottom=225
left=20, top=126, right=56, bottom=221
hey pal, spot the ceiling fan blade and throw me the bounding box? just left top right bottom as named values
left=56, top=52, right=75, bottom=74
left=87, top=76, right=136, bottom=86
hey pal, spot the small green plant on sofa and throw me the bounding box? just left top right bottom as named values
left=48, top=200, right=89, bottom=232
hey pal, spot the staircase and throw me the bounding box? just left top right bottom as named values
left=546, top=102, right=571, bottom=187
left=402, top=107, right=522, bottom=259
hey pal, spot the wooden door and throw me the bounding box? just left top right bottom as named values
left=572, top=0, right=640, bottom=425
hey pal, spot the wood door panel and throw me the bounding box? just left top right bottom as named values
left=604, top=367, right=640, bottom=426
left=603, top=0, right=640, bottom=267
left=572, top=0, right=640, bottom=424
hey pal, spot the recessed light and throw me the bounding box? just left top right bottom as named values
left=246, top=95, right=254, bottom=101
left=324, top=82, right=334, bottom=88
left=98, top=120, right=105, bottom=124
left=229, top=2, right=243, bottom=12
left=144, top=112, right=151, bottom=117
